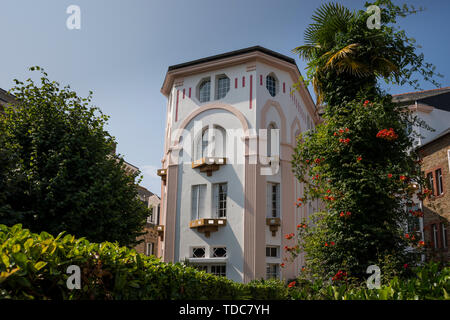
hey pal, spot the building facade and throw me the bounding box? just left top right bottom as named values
left=418, top=129, right=449, bottom=262
left=135, top=186, right=163, bottom=257
left=393, top=88, right=450, bottom=262
left=157, top=47, right=320, bottom=282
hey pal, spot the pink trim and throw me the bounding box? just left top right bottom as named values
left=160, top=51, right=319, bottom=125
left=260, top=99, right=288, bottom=144
left=189, top=87, right=191, bottom=98
left=162, top=164, right=178, bottom=262
left=249, top=75, right=253, bottom=109
left=242, top=76, right=245, bottom=88
left=183, top=88, right=185, bottom=99
left=175, top=90, right=179, bottom=122
left=260, top=74, right=263, bottom=85
left=283, top=82, right=286, bottom=93
left=235, top=78, right=238, bottom=89
left=174, top=102, right=249, bottom=143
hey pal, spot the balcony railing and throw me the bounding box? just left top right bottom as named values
left=192, top=157, right=226, bottom=176
left=266, top=217, right=281, bottom=237
left=189, top=218, right=227, bottom=237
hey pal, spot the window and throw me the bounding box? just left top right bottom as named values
left=199, top=79, right=211, bottom=103
left=432, top=224, right=438, bottom=249
left=266, top=264, right=279, bottom=279
left=266, top=246, right=279, bottom=258
left=156, top=204, right=160, bottom=225
left=210, top=265, right=226, bottom=277
left=195, top=126, right=226, bottom=160
left=267, top=123, right=279, bottom=158
left=427, top=172, right=435, bottom=195
left=435, top=169, right=443, bottom=195
left=216, top=75, right=230, bottom=99
left=266, top=74, right=277, bottom=97
left=214, top=183, right=227, bottom=218
left=192, top=247, right=206, bottom=258
left=212, top=247, right=227, bottom=258
left=267, top=183, right=280, bottom=218
left=146, top=242, right=154, bottom=256
left=191, top=185, right=207, bottom=220
left=194, top=265, right=208, bottom=272
left=441, top=223, right=448, bottom=249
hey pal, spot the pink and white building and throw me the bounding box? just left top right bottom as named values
left=156, top=46, right=320, bottom=282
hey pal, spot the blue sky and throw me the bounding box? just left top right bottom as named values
left=1, top=0, right=449, bottom=195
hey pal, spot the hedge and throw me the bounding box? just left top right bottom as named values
left=0, top=224, right=287, bottom=300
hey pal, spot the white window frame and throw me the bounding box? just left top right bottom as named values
left=191, top=185, right=207, bottom=220
left=435, top=169, right=443, bottom=195
left=211, top=246, right=227, bottom=258
left=213, top=183, right=227, bottom=218
left=215, top=75, right=230, bottom=100
left=210, top=264, right=226, bottom=277
left=266, top=246, right=279, bottom=258
left=198, top=79, right=211, bottom=103
left=146, top=242, right=154, bottom=256
left=432, top=224, right=438, bottom=249
left=266, top=263, right=279, bottom=279
left=441, top=223, right=448, bottom=249
left=191, top=247, right=206, bottom=258
left=266, top=74, right=277, bottom=97
left=267, top=183, right=280, bottom=218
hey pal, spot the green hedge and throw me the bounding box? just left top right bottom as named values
left=0, top=224, right=287, bottom=300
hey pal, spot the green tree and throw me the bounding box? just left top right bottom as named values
left=289, top=1, right=439, bottom=281
left=0, top=67, right=149, bottom=247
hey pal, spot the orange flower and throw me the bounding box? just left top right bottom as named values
left=357, top=156, right=362, bottom=161
left=400, top=175, right=407, bottom=181
left=388, top=173, right=393, bottom=178
left=280, top=263, right=285, bottom=268
left=405, top=233, right=410, bottom=239
left=288, top=281, right=296, bottom=288
left=340, top=212, right=345, bottom=217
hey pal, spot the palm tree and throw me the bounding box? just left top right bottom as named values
left=293, top=3, right=400, bottom=105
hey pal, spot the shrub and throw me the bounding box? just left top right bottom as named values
left=0, top=224, right=287, bottom=300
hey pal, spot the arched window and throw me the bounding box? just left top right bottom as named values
left=266, top=74, right=277, bottom=97
left=199, top=79, right=211, bottom=103
left=195, top=125, right=226, bottom=160
left=267, top=123, right=278, bottom=157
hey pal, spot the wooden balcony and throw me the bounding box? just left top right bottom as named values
left=157, top=169, right=167, bottom=182
left=156, top=225, right=164, bottom=240
left=192, top=157, right=226, bottom=176
left=266, top=217, right=281, bottom=237
left=189, top=218, right=227, bottom=237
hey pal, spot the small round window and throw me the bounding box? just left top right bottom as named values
left=266, top=75, right=277, bottom=97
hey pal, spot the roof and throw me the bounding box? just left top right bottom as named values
left=167, top=46, right=296, bottom=72
left=137, top=185, right=154, bottom=199
left=417, top=127, right=450, bottom=150
left=0, top=88, right=16, bottom=107
left=392, top=86, right=450, bottom=103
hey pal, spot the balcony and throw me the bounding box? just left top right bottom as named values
left=157, top=168, right=167, bottom=182
left=189, top=218, right=227, bottom=237
left=192, top=157, right=226, bottom=176
left=156, top=225, right=164, bottom=240
left=266, top=217, right=281, bottom=237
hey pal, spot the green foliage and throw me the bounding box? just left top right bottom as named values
left=288, top=262, right=449, bottom=300
left=0, top=224, right=287, bottom=300
left=290, top=1, right=440, bottom=281
left=0, top=67, right=149, bottom=247
left=292, top=0, right=442, bottom=105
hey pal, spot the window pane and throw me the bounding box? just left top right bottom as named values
left=216, top=76, right=230, bottom=99
left=212, top=247, right=227, bottom=257
left=427, top=172, right=435, bottom=195
left=192, top=247, right=205, bottom=258
left=436, top=169, right=443, bottom=195
left=266, top=75, right=276, bottom=97
left=199, top=80, right=211, bottom=102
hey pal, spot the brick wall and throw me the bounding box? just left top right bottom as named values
left=420, top=132, right=449, bottom=262
left=134, top=224, right=160, bottom=257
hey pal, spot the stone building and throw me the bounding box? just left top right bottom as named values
left=418, top=128, right=449, bottom=262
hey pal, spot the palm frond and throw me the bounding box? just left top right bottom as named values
left=324, top=43, right=360, bottom=70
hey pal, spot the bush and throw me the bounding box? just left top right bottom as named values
left=0, top=224, right=287, bottom=300
left=288, top=262, right=450, bottom=300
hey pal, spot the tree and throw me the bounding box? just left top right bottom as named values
left=0, top=67, right=149, bottom=247
left=288, top=1, right=439, bottom=281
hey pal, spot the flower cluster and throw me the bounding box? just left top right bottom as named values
left=404, top=233, right=417, bottom=241
left=332, top=270, right=347, bottom=281
left=339, top=137, right=351, bottom=144
left=295, top=197, right=305, bottom=208
left=339, top=211, right=351, bottom=218
left=284, top=245, right=299, bottom=252
left=297, top=223, right=307, bottom=229
left=334, top=128, right=350, bottom=136
left=284, top=233, right=295, bottom=240
left=288, top=281, right=296, bottom=288
left=323, top=195, right=335, bottom=201
left=363, top=100, right=370, bottom=107
left=409, top=209, right=423, bottom=217
left=376, top=128, right=398, bottom=141
left=314, top=157, right=325, bottom=164
left=324, top=241, right=335, bottom=247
